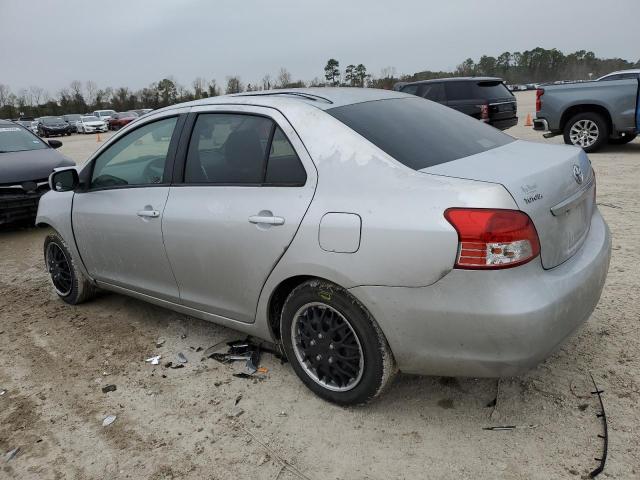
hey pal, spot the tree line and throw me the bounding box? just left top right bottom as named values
left=1, top=48, right=637, bottom=119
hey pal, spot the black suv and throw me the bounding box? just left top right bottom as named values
left=397, top=77, right=518, bottom=130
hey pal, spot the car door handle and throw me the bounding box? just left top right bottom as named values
left=248, top=215, right=285, bottom=226
left=137, top=209, right=160, bottom=218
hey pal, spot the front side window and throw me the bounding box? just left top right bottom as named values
left=90, top=117, right=177, bottom=189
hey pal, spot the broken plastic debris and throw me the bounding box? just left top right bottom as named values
left=177, top=352, right=188, bottom=363
left=0, top=389, right=6, bottom=396
left=5, top=447, right=19, bottom=462
left=102, top=415, right=117, bottom=427
left=155, top=338, right=166, bottom=348
left=228, top=407, right=244, bottom=418
left=276, top=411, right=287, bottom=417
left=145, top=355, right=161, bottom=365
left=102, top=384, right=117, bottom=394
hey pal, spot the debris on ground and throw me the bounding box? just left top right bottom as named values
left=235, top=394, right=242, bottom=405
left=155, top=338, right=166, bottom=348
left=228, top=406, right=244, bottom=418
left=589, top=373, right=608, bottom=478
left=177, top=352, right=188, bottom=363
left=101, top=384, right=117, bottom=394
left=203, top=337, right=283, bottom=378
left=5, top=447, right=19, bottom=462
left=0, top=389, right=6, bottom=396
left=145, top=355, right=161, bottom=365
left=164, top=362, right=185, bottom=369
left=483, top=424, right=538, bottom=431
left=102, top=415, right=117, bottom=427
left=276, top=411, right=288, bottom=417
left=257, top=453, right=270, bottom=466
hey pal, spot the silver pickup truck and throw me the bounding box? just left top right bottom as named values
left=533, top=78, right=639, bottom=152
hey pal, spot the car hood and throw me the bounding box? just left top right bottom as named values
left=0, top=148, right=75, bottom=184
left=84, top=121, right=105, bottom=126
left=43, top=123, right=68, bottom=128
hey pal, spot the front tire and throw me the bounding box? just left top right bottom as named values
left=280, top=280, right=396, bottom=405
left=44, top=232, right=96, bottom=305
left=563, top=112, right=608, bottom=153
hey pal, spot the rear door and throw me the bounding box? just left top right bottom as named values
left=162, top=105, right=317, bottom=323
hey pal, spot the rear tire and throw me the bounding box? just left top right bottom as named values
left=44, top=232, right=96, bottom=305
left=608, top=134, right=636, bottom=145
left=563, top=112, right=608, bottom=153
left=280, top=279, right=397, bottom=405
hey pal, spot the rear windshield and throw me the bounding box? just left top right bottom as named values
left=444, top=80, right=513, bottom=101
left=327, top=97, right=514, bottom=170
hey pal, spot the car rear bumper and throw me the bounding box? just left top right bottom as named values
left=489, top=116, right=518, bottom=130
left=0, top=189, right=48, bottom=225
left=533, top=118, right=549, bottom=131
left=349, top=209, right=611, bottom=377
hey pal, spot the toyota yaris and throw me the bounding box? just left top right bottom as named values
left=37, top=88, right=611, bottom=404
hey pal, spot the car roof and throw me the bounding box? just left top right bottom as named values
left=157, top=87, right=411, bottom=113
left=599, top=69, right=640, bottom=77
left=402, top=77, right=504, bottom=86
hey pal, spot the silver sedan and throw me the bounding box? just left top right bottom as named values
left=37, top=88, right=611, bottom=404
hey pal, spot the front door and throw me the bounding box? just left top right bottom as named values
left=72, top=115, right=182, bottom=302
left=162, top=107, right=316, bottom=323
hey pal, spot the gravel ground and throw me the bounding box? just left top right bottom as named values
left=1, top=91, right=638, bottom=479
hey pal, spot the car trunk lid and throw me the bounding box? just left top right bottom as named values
left=421, top=140, right=595, bottom=269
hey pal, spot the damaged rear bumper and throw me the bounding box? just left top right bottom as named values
left=349, top=209, right=611, bottom=377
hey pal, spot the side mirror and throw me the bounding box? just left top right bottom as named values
left=48, top=139, right=63, bottom=149
left=49, top=168, right=79, bottom=192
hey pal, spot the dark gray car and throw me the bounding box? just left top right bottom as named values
left=0, top=120, right=74, bottom=225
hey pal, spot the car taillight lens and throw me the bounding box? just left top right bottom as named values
left=535, top=89, right=544, bottom=112
left=444, top=208, right=541, bottom=269
left=479, top=104, right=489, bottom=121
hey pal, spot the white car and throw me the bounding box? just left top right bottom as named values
left=92, top=109, right=117, bottom=123
left=77, top=116, right=108, bottom=134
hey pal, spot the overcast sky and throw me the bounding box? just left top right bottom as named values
left=1, top=0, right=637, bottom=94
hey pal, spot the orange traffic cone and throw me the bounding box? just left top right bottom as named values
left=96, top=132, right=102, bottom=142
left=524, top=113, right=533, bottom=127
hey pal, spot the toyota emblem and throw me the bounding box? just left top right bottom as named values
left=572, top=164, right=584, bottom=185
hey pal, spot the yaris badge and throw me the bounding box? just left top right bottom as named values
left=572, top=164, right=584, bottom=185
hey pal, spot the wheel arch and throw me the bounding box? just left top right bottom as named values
left=560, top=104, right=612, bottom=133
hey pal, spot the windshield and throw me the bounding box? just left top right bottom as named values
left=123, top=112, right=138, bottom=117
left=327, top=97, right=514, bottom=170
left=43, top=117, right=64, bottom=124
left=0, top=126, right=48, bottom=153
left=64, top=115, right=81, bottom=122
left=82, top=116, right=100, bottom=122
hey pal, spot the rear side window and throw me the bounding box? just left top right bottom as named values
left=400, top=85, right=419, bottom=95
left=327, top=97, right=514, bottom=170
left=184, top=114, right=306, bottom=186
left=265, top=127, right=306, bottom=185
left=418, top=83, right=446, bottom=102
left=475, top=80, right=513, bottom=99
left=444, top=82, right=474, bottom=101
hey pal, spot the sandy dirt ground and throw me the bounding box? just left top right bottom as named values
left=1, top=91, right=638, bottom=479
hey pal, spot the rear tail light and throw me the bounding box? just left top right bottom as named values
left=479, top=104, right=489, bottom=121
left=535, top=89, right=544, bottom=112
left=444, top=208, right=540, bottom=269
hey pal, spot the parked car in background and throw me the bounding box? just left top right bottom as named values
left=37, top=88, right=610, bottom=405
left=62, top=114, right=83, bottom=132
left=398, top=77, right=517, bottom=130
left=534, top=77, right=639, bottom=152
left=0, top=120, right=74, bottom=225
left=108, top=111, right=138, bottom=130
left=38, top=116, right=73, bottom=137
left=133, top=108, right=153, bottom=117
left=92, top=109, right=116, bottom=123
left=77, top=116, right=108, bottom=134
left=597, top=69, right=640, bottom=82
